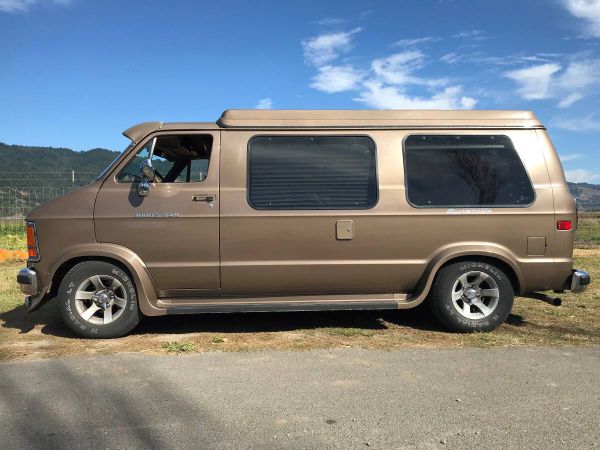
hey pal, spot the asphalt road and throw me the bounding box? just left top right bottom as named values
left=1, top=347, right=599, bottom=449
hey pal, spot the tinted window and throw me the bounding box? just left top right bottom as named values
left=404, top=135, right=534, bottom=207
left=248, top=136, right=377, bottom=209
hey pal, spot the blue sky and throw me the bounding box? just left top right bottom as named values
left=1, top=0, right=600, bottom=183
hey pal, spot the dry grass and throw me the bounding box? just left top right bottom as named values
left=1, top=249, right=598, bottom=362
left=577, top=212, right=600, bottom=248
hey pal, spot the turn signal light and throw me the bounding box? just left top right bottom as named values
left=26, top=222, right=40, bottom=261
left=557, top=220, right=572, bottom=231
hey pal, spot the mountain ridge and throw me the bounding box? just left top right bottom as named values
left=0, top=142, right=119, bottom=175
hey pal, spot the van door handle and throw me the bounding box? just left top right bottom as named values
left=192, top=194, right=216, bottom=202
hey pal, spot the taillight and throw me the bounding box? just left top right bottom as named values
left=26, top=222, right=40, bottom=261
left=557, top=220, right=572, bottom=231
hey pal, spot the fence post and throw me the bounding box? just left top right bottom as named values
left=72, top=170, right=75, bottom=184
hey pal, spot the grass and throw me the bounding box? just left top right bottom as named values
left=576, top=213, right=600, bottom=248
left=163, top=341, right=196, bottom=354
left=0, top=223, right=599, bottom=362
left=0, top=225, right=26, bottom=251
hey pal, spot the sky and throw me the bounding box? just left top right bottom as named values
left=1, top=0, right=600, bottom=183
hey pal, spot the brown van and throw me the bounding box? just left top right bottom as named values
left=16, top=110, right=591, bottom=338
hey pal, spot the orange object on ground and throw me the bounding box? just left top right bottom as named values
left=0, top=249, right=28, bottom=262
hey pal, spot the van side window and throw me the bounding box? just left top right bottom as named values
left=403, top=135, right=535, bottom=207
left=248, top=136, right=377, bottom=210
left=117, top=134, right=212, bottom=183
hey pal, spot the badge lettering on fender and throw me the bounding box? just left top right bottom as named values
left=133, top=212, right=179, bottom=219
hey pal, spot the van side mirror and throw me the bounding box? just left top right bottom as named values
left=137, top=179, right=151, bottom=197
left=140, top=158, right=156, bottom=182
left=137, top=158, right=155, bottom=197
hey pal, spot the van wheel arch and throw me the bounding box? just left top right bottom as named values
left=437, top=255, right=521, bottom=296
left=49, top=256, right=135, bottom=300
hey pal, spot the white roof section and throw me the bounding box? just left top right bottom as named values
left=217, top=109, right=544, bottom=129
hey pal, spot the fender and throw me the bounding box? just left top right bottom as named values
left=397, top=242, right=524, bottom=309
left=31, top=243, right=165, bottom=316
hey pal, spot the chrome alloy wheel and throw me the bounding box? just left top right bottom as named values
left=74, top=275, right=127, bottom=325
left=451, top=271, right=500, bottom=320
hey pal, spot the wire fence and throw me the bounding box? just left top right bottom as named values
left=0, top=171, right=599, bottom=247
left=0, top=171, right=96, bottom=227
left=0, top=171, right=97, bottom=187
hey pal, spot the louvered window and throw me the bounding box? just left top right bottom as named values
left=248, top=136, right=378, bottom=210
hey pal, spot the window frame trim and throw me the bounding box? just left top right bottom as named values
left=246, top=134, right=380, bottom=211
left=401, top=133, right=537, bottom=209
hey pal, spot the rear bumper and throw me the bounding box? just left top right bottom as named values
left=569, top=269, right=591, bottom=293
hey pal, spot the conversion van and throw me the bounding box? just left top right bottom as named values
left=17, top=110, right=590, bottom=338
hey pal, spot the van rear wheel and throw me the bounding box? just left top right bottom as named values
left=428, top=261, right=514, bottom=332
left=58, top=261, right=140, bottom=338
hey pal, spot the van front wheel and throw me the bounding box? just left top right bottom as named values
left=429, top=261, right=514, bottom=332
left=58, top=261, right=140, bottom=338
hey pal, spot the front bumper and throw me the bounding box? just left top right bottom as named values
left=570, top=269, right=591, bottom=293
left=17, top=268, right=38, bottom=296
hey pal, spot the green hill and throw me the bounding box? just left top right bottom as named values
left=0, top=142, right=119, bottom=184
left=568, top=183, right=600, bottom=212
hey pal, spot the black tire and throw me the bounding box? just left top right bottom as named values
left=428, top=260, right=514, bottom=332
left=58, top=261, right=140, bottom=338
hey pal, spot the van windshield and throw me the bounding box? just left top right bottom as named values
left=96, top=144, right=133, bottom=180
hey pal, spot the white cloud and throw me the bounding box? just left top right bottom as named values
left=0, top=0, right=34, bottom=11
left=255, top=98, right=273, bottom=109
left=0, top=0, right=70, bottom=13
left=563, top=0, right=600, bottom=37
left=559, top=60, right=600, bottom=89
left=453, top=29, right=489, bottom=40
left=504, top=63, right=561, bottom=99
left=371, top=51, right=448, bottom=87
left=443, top=52, right=560, bottom=66
left=303, top=29, right=478, bottom=110
left=504, top=60, right=600, bottom=107
left=394, top=37, right=438, bottom=47
left=354, top=82, right=477, bottom=109
left=564, top=168, right=600, bottom=183
left=440, top=52, right=461, bottom=64
left=310, top=65, right=364, bottom=93
left=559, top=153, right=584, bottom=161
left=453, top=29, right=481, bottom=38
left=313, top=17, right=346, bottom=26
left=554, top=115, right=600, bottom=131
left=558, top=92, right=584, bottom=107
left=302, top=28, right=362, bottom=67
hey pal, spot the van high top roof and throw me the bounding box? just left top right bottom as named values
left=123, top=109, right=544, bottom=143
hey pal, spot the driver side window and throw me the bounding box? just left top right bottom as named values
left=117, top=134, right=212, bottom=183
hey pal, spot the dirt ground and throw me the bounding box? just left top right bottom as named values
left=1, top=249, right=598, bottom=362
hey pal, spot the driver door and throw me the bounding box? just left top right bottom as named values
left=94, top=131, right=220, bottom=296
